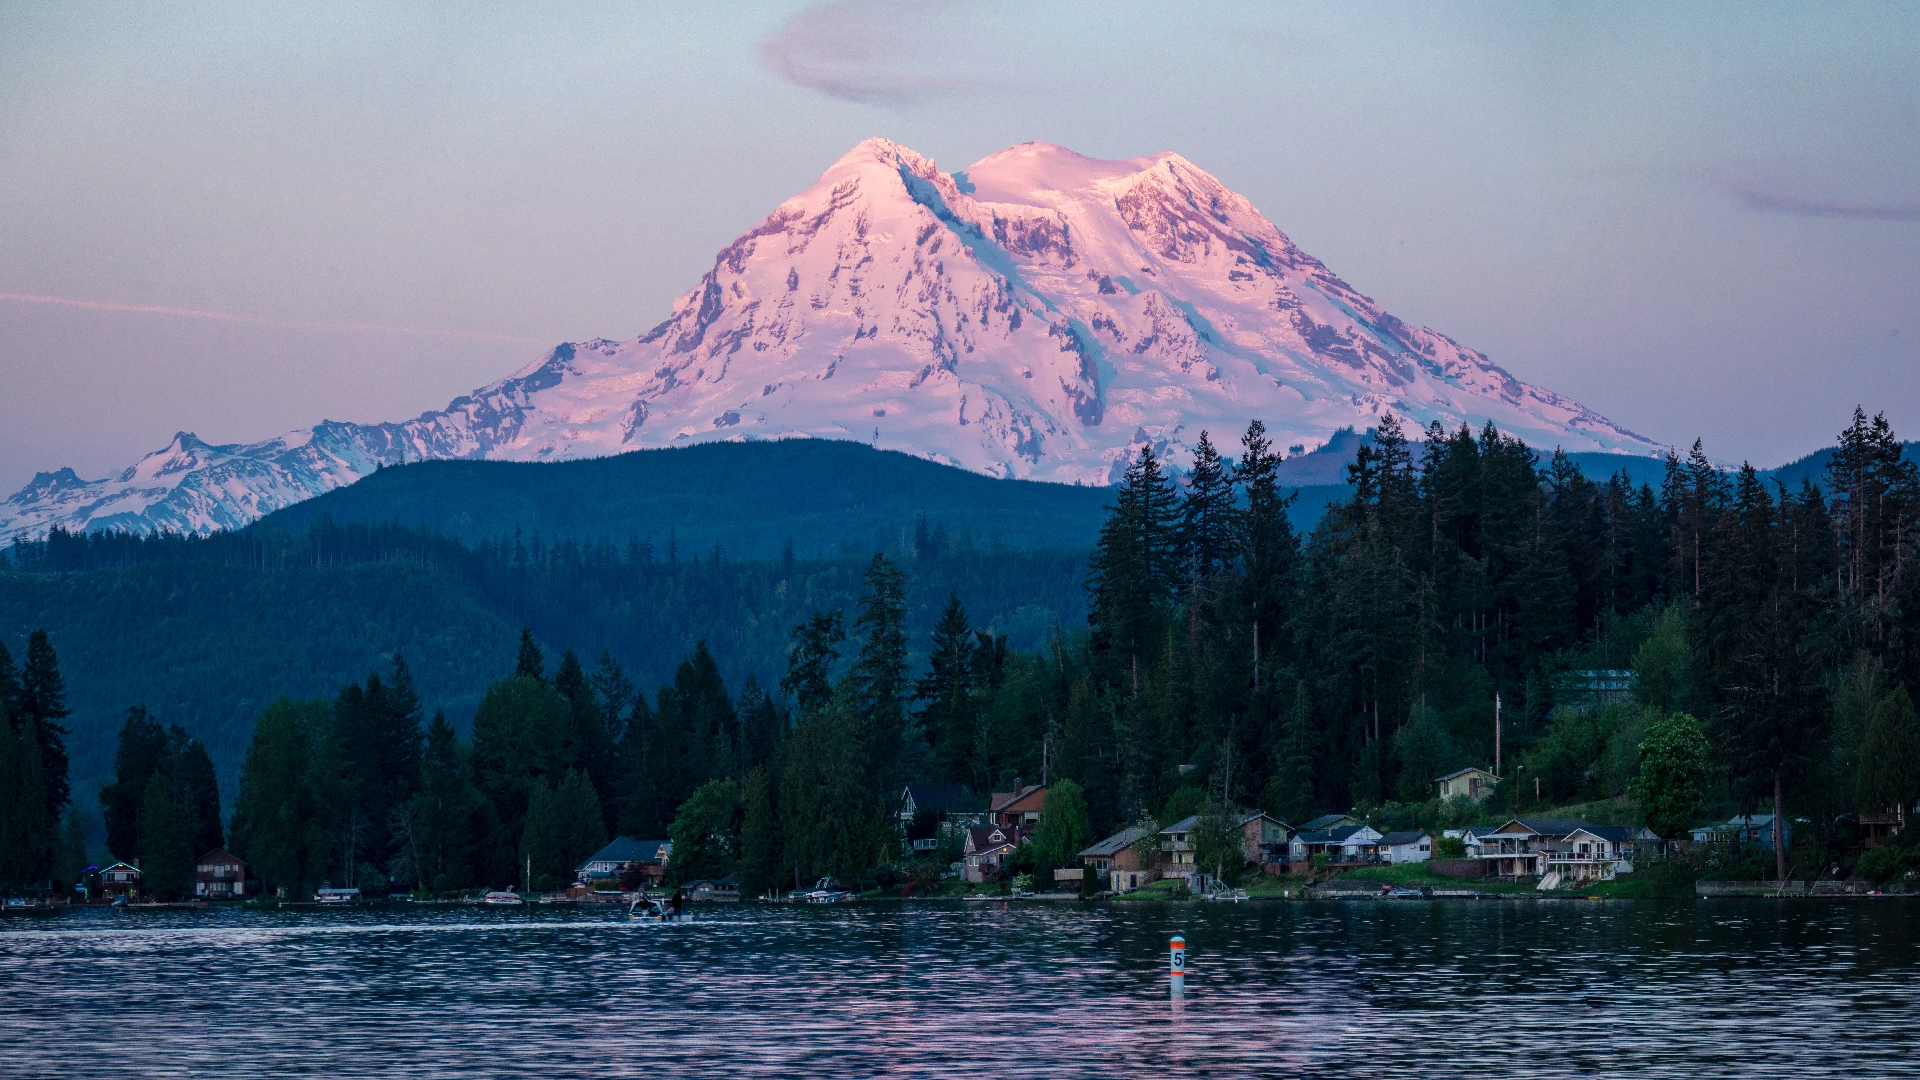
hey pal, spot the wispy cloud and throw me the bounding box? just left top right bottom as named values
left=759, top=0, right=1019, bottom=105
left=0, top=292, right=547, bottom=345
left=1720, top=183, right=1920, bottom=223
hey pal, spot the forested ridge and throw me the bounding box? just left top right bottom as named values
left=0, top=518, right=1087, bottom=802
left=4, top=407, right=1918, bottom=898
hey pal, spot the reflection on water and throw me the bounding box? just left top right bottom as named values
left=4, top=899, right=1918, bottom=1077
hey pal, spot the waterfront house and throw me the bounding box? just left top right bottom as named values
left=1289, top=824, right=1384, bottom=863
left=989, top=783, right=1047, bottom=828
left=1688, top=814, right=1792, bottom=852
left=1471, top=819, right=1590, bottom=878
left=898, top=784, right=985, bottom=855
left=97, top=861, right=141, bottom=901
left=1160, top=816, right=1202, bottom=876
left=1080, top=826, right=1149, bottom=892
left=963, top=824, right=1023, bottom=882
left=1239, top=812, right=1294, bottom=867
left=1435, top=767, right=1501, bottom=803
left=683, top=876, right=740, bottom=902
left=193, top=849, right=247, bottom=899
left=1859, top=810, right=1903, bottom=849
left=577, top=837, right=672, bottom=885
left=1542, top=826, right=1631, bottom=883
left=1378, top=831, right=1433, bottom=864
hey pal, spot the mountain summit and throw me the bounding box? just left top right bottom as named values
left=4, top=138, right=1659, bottom=537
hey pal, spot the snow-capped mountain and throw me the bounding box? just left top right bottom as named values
left=3, top=138, right=1661, bottom=538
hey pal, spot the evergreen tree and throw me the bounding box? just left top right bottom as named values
left=782, top=612, right=845, bottom=718
left=1088, top=444, right=1179, bottom=688
left=737, top=676, right=785, bottom=774
left=470, top=673, right=578, bottom=883
left=18, top=630, right=72, bottom=817
left=553, top=769, right=606, bottom=881
left=138, top=770, right=192, bottom=900
left=0, top=641, right=19, bottom=729
left=915, top=593, right=975, bottom=783
left=521, top=769, right=606, bottom=889
left=409, top=710, right=484, bottom=892
left=1178, top=430, right=1238, bottom=583
left=0, top=702, right=53, bottom=890
left=1857, top=685, right=1920, bottom=816
left=738, top=766, right=782, bottom=898
left=1261, top=681, right=1316, bottom=824
left=852, top=554, right=910, bottom=791
left=174, top=737, right=224, bottom=858
left=1236, top=419, right=1301, bottom=660
left=229, top=699, right=333, bottom=899
left=587, top=650, right=635, bottom=824
left=515, top=628, right=546, bottom=681
left=780, top=691, right=876, bottom=886
left=54, top=807, right=89, bottom=894
left=98, top=706, right=169, bottom=862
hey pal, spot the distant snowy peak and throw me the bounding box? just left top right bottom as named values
left=3, top=138, right=1660, bottom=538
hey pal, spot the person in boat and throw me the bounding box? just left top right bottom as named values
left=669, top=888, right=685, bottom=918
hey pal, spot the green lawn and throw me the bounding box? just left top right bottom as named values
left=1111, top=878, right=1192, bottom=902
left=1334, top=863, right=1539, bottom=894
left=1572, top=876, right=1651, bottom=899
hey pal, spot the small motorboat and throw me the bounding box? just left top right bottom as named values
left=1202, top=886, right=1250, bottom=903
left=628, top=897, right=692, bottom=922
left=482, top=890, right=524, bottom=906
left=790, top=877, right=855, bottom=904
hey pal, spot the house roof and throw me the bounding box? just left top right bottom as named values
left=1585, top=826, right=1631, bottom=842
left=579, top=837, right=669, bottom=870
left=1726, top=814, right=1777, bottom=827
left=1298, top=825, right=1377, bottom=845
left=1238, top=811, right=1291, bottom=830
left=1161, top=815, right=1201, bottom=834
left=1378, top=830, right=1429, bottom=846
left=196, top=848, right=244, bottom=865
left=100, top=861, right=140, bottom=874
left=903, top=784, right=983, bottom=814
left=1299, top=813, right=1358, bottom=832
left=1080, top=826, right=1148, bottom=858
left=1504, top=818, right=1591, bottom=838
left=989, top=784, right=1047, bottom=814
left=965, top=825, right=1021, bottom=853
left=1435, top=767, right=1498, bottom=782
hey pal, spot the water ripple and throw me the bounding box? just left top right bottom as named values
left=3, top=900, right=1916, bottom=1077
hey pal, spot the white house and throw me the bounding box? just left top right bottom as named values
left=1470, top=819, right=1592, bottom=878
left=1377, top=830, right=1433, bottom=864
left=1288, top=824, right=1384, bottom=863
left=1542, top=826, right=1633, bottom=884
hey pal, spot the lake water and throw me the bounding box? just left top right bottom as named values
left=5, top=899, right=1918, bottom=1077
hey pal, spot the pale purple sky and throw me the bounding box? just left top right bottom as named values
left=2, top=1, right=1916, bottom=493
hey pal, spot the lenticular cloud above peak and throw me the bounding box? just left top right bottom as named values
left=3, top=138, right=1660, bottom=538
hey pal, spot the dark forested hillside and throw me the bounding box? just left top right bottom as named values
left=255, top=438, right=1359, bottom=556
left=257, top=440, right=1114, bottom=559
left=0, top=521, right=1087, bottom=806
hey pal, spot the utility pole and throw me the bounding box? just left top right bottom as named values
left=1252, top=622, right=1260, bottom=693
left=1494, top=692, right=1502, bottom=777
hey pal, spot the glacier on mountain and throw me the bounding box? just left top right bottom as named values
left=3, top=138, right=1661, bottom=538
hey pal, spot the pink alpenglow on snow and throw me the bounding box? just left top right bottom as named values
left=1, top=139, right=1659, bottom=538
